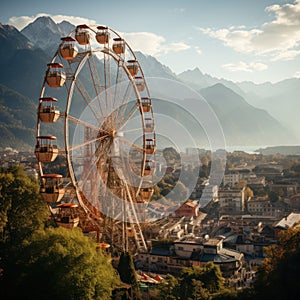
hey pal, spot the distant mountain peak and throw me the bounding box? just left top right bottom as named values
left=135, top=51, right=177, bottom=79
left=178, top=67, right=203, bottom=76
left=21, top=16, right=75, bottom=52
left=0, top=23, right=33, bottom=61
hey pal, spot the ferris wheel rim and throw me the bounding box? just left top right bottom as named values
left=36, top=24, right=156, bottom=252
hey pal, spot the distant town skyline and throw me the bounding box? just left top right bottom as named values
left=1, top=0, right=300, bottom=84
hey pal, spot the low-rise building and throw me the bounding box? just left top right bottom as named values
left=273, top=212, right=300, bottom=237
left=174, top=201, right=199, bottom=217
left=135, top=237, right=244, bottom=278
left=218, top=186, right=246, bottom=214
left=247, top=197, right=274, bottom=216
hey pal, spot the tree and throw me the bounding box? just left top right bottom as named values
left=176, top=263, right=224, bottom=299
left=0, top=166, right=49, bottom=297
left=3, top=227, right=120, bottom=300
left=0, top=166, right=48, bottom=244
left=190, top=279, right=210, bottom=300
left=117, top=251, right=141, bottom=300
left=158, top=274, right=178, bottom=300
left=254, top=226, right=300, bottom=300
left=163, top=147, right=180, bottom=165
left=201, top=262, right=225, bottom=293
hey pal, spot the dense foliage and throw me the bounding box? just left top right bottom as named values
left=117, top=251, right=141, bottom=300
left=156, top=262, right=228, bottom=300
left=253, top=226, right=300, bottom=300
left=12, top=227, right=120, bottom=300
left=0, top=166, right=120, bottom=300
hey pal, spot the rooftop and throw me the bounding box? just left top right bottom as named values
left=274, top=212, right=300, bottom=229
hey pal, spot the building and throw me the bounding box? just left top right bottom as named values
left=273, top=212, right=300, bottom=237
left=218, top=186, right=246, bottom=214
left=268, top=183, right=298, bottom=197
left=253, top=163, right=283, bottom=180
left=135, top=237, right=244, bottom=278
left=223, top=171, right=241, bottom=187
left=247, top=197, right=274, bottom=216
left=174, top=201, right=199, bottom=217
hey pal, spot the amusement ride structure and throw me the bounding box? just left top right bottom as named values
left=35, top=24, right=156, bottom=254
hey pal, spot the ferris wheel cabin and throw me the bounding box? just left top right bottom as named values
left=145, top=138, right=156, bottom=155
left=59, top=37, right=78, bottom=60
left=112, top=38, right=125, bottom=54
left=55, top=203, right=80, bottom=229
left=40, top=174, right=65, bottom=203
left=96, top=26, right=110, bottom=44
left=144, top=159, right=155, bottom=176
left=140, top=187, right=154, bottom=201
left=127, top=60, right=139, bottom=76
left=145, top=118, right=154, bottom=133
left=46, top=63, right=66, bottom=88
left=38, top=97, right=60, bottom=123
left=35, top=135, right=58, bottom=162
left=134, top=76, right=145, bottom=92
left=140, top=180, right=154, bottom=200
left=141, top=97, right=152, bottom=113
left=75, top=24, right=90, bottom=45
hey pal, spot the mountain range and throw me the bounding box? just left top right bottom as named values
left=0, top=16, right=298, bottom=151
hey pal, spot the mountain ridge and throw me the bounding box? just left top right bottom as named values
left=0, top=16, right=298, bottom=150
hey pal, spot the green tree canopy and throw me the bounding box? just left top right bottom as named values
left=254, top=226, right=300, bottom=300
left=158, top=274, right=178, bottom=300
left=0, top=165, right=48, bottom=242
left=6, top=227, right=120, bottom=300
left=171, top=263, right=225, bottom=299
left=117, top=251, right=141, bottom=299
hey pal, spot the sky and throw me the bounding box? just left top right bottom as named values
left=1, top=0, right=300, bottom=83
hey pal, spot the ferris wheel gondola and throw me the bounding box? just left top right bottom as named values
left=35, top=24, right=156, bottom=253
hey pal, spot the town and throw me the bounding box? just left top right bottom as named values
left=2, top=145, right=300, bottom=291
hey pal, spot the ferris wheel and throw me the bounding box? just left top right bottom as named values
left=35, top=24, right=156, bottom=253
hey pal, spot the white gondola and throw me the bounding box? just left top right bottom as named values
left=112, top=38, right=125, bottom=54
left=59, top=36, right=78, bottom=60
left=46, top=63, right=66, bottom=88
left=96, top=26, right=110, bottom=44
left=127, top=60, right=139, bottom=76
left=40, top=174, right=65, bottom=203
left=75, top=24, right=90, bottom=45
left=38, top=97, right=60, bottom=123
left=35, top=135, right=58, bottom=162
left=141, top=97, right=152, bottom=113
left=55, top=203, right=80, bottom=229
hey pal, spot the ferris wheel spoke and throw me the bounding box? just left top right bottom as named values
left=74, top=78, right=104, bottom=122
left=114, top=103, right=140, bottom=133
left=120, top=127, right=143, bottom=134
left=67, top=115, right=99, bottom=131
left=87, top=54, right=107, bottom=119
left=118, top=136, right=144, bottom=153
left=68, top=134, right=109, bottom=151
left=114, top=81, right=136, bottom=127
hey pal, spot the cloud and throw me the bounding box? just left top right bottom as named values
left=173, top=8, right=186, bottom=13
left=122, top=32, right=190, bottom=56
left=8, top=14, right=190, bottom=57
left=197, top=0, right=300, bottom=60
left=8, top=13, right=96, bottom=30
left=195, top=46, right=202, bottom=55
left=294, top=71, right=300, bottom=78
left=271, top=49, right=300, bottom=61
left=222, top=61, right=268, bottom=72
